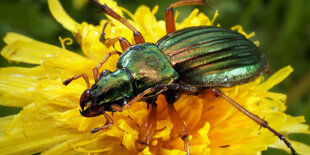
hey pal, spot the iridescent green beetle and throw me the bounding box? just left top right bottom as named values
left=63, top=0, right=296, bottom=154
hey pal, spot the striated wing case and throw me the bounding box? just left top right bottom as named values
left=157, top=26, right=266, bottom=87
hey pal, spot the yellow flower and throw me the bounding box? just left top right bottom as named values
left=0, top=0, right=309, bottom=154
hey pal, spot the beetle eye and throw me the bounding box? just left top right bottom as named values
left=100, top=70, right=112, bottom=77
left=97, top=70, right=112, bottom=81
left=80, top=89, right=90, bottom=101
left=80, top=88, right=92, bottom=110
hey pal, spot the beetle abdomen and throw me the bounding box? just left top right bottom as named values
left=157, top=26, right=266, bottom=87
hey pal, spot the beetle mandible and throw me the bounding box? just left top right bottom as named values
left=63, top=0, right=296, bottom=154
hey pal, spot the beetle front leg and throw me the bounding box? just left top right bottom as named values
left=212, top=89, right=297, bottom=155
left=93, top=50, right=121, bottom=81
left=100, top=21, right=132, bottom=51
left=126, top=86, right=166, bottom=109
left=127, top=84, right=200, bottom=108
left=136, top=98, right=158, bottom=151
left=91, top=113, right=114, bottom=133
left=165, top=0, right=205, bottom=34
left=91, top=0, right=145, bottom=44
left=110, top=87, right=164, bottom=113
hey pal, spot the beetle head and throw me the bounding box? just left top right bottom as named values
left=79, top=88, right=105, bottom=117
left=79, top=68, right=134, bottom=116
left=79, top=87, right=128, bottom=117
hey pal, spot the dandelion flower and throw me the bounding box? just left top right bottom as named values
left=0, top=0, right=309, bottom=154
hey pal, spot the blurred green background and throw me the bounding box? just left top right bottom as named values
left=0, top=0, right=309, bottom=154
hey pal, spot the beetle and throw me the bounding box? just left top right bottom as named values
left=63, top=0, right=296, bottom=154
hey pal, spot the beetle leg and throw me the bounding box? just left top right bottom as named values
left=136, top=98, right=157, bottom=151
left=100, top=21, right=132, bottom=51
left=264, top=59, right=271, bottom=74
left=212, top=89, right=297, bottom=155
left=127, top=86, right=166, bottom=108
left=110, top=104, right=124, bottom=112
left=126, top=84, right=199, bottom=153
left=91, top=113, right=114, bottom=133
left=163, top=89, right=190, bottom=154
left=117, top=85, right=185, bottom=113
left=63, top=73, right=90, bottom=88
left=165, top=0, right=205, bottom=34
left=109, top=98, right=128, bottom=112
left=91, top=0, right=145, bottom=44
left=167, top=101, right=190, bottom=155
left=127, top=84, right=200, bottom=108
left=93, top=50, right=122, bottom=81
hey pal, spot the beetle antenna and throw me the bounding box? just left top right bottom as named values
left=63, top=74, right=91, bottom=88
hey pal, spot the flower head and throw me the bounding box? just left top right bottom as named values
left=0, top=0, right=309, bottom=154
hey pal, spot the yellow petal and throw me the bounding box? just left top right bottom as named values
left=0, top=67, right=42, bottom=107
left=48, top=0, right=79, bottom=33
left=258, top=65, right=293, bottom=91
left=1, top=33, right=84, bottom=65
left=3, top=32, right=33, bottom=44
left=134, top=5, right=165, bottom=42
left=272, top=140, right=310, bottom=155
left=231, top=25, right=255, bottom=39
left=122, top=131, right=137, bottom=151
left=282, top=115, right=310, bottom=134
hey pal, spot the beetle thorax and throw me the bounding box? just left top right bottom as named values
left=90, top=69, right=134, bottom=107
left=117, top=43, right=179, bottom=92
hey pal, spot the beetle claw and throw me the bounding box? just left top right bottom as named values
left=91, top=128, right=101, bottom=133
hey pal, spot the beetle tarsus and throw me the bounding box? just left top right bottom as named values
left=91, top=0, right=145, bottom=44
left=91, top=113, right=114, bottom=133
left=99, top=21, right=132, bottom=51
left=265, top=125, right=297, bottom=155
left=183, top=135, right=190, bottom=155
left=212, top=88, right=297, bottom=155
left=91, top=127, right=101, bottom=133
